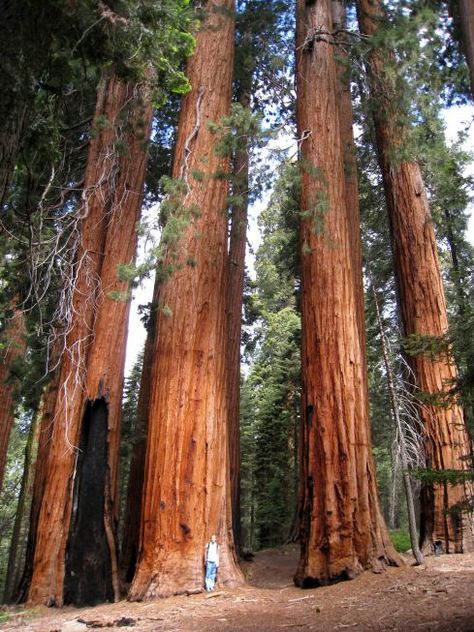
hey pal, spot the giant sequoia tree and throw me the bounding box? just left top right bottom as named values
left=129, top=0, right=243, bottom=600
left=27, top=75, right=153, bottom=607
left=294, top=0, right=398, bottom=587
left=358, top=0, right=474, bottom=554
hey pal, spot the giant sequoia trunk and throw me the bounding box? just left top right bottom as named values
left=294, top=0, right=399, bottom=587
left=0, top=304, right=27, bottom=494
left=129, top=0, right=243, bottom=600
left=27, top=74, right=153, bottom=607
left=358, top=0, right=474, bottom=553
left=459, top=0, right=474, bottom=100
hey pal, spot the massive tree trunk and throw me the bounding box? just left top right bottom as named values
left=332, top=0, right=367, bottom=375
left=129, top=0, right=243, bottom=600
left=294, top=0, right=399, bottom=587
left=226, top=86, right=250, bottom=557
left=0, top=304, right=27, bottom=494
left=27, top=74, right=153, bottom=607
left=459, top=0, right=474, bottom=100
left=358, top=0, right=474, bottom=553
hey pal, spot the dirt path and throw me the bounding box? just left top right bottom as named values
left=1, top=546, right=473, bottom=631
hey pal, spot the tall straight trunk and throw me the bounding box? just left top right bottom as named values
left=27, top=74, right=153, bottom=607
left=0, top=305, right=27, bottom=494
left=358, top=0, right=474, bottom=554
left=129, top=0, right=243, bottom=600
left=120, top=279, right=160, bottom=583
left=294, top=0, right=399, bottom=587
left=459, top=0, right=474, bottom=100
left=226, top=86, right=250, bottom=557
left=331, top=0, right=366, bottom=355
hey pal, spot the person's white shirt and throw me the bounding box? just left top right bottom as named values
left=206, top=541, right=219, bottom=565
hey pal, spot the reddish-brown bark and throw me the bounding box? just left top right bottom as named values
left=358, top=0, right=474, bottom=553
left=0, top=304, right=27, bottom=494
left=129, top=0, right=243, bottom=600
left=294, top=0, right=399, bottom=587
left=27, top=74, right=153, bottom=607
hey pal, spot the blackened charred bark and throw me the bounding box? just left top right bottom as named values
left=64, top=399, right=113, bottom=606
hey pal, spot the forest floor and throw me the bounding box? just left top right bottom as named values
left=1, top=545, right=474, bottom=631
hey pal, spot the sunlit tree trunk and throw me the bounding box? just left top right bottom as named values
left=358, top=0, right=474, bottom=553
left=294, top=0, right=399, bottom=587
left=129, top=0, right=243, bottom=600
left=27, top=73, right=153, bottom=607
left=0, top=304, right=27, bottom=494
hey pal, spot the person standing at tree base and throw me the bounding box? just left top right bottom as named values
left=204, top=535, right=220, bottom=591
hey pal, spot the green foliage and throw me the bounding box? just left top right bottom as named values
left=390, top=529, right=411, bottom=553
left=118, top=352, right=144, bottom=544
left=240, top=163, right=301, bottom=551
left=401, top=333, right=450, bottom=360
left=0, top=412, right=31, bottom=596
left=416, top=467, right=474, bottom=486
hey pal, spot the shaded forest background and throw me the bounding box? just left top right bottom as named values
left=1, top=0, right=474, bottom=608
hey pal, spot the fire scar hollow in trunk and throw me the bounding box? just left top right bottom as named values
left=64, top=398, right=113, bottom=606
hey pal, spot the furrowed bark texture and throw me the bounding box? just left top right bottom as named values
left=129, top=0, right=243, bottom=600
left=226, top=86, right=251, bottom=557
left=331, top=0, right=366, bottom=357
left=294, top=0, right=399, bottom=587
left=459, top=0, right=474, bottom=100
left=0, top=305, right=27, bottom=494
left=120, top=279, right=160, bottom=583
left=358, top=0, right=474, bottom=553
left=27, top=74, right=152, bottom=607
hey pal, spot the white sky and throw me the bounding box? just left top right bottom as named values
left=124, top=104, right=474, bottom=376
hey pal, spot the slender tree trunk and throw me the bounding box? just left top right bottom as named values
left=0, top=305, right=27, bottom=494
left=120, top=279, right=160, bottom=583
left=3, top=402, right=41, bottom=602
left=294, top=0, right=399, bottom=587
left=459, top=0, right=474, bottom=100
left=358, top=0, right=474, bottom=554
left=27, top=74, right=153, bottom=607
left=226, top=85, right=250, bottom=558
left=129, top=0, right=243, bottom=600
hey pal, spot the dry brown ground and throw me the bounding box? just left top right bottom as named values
left=1, top=545, right=473, bottom=632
